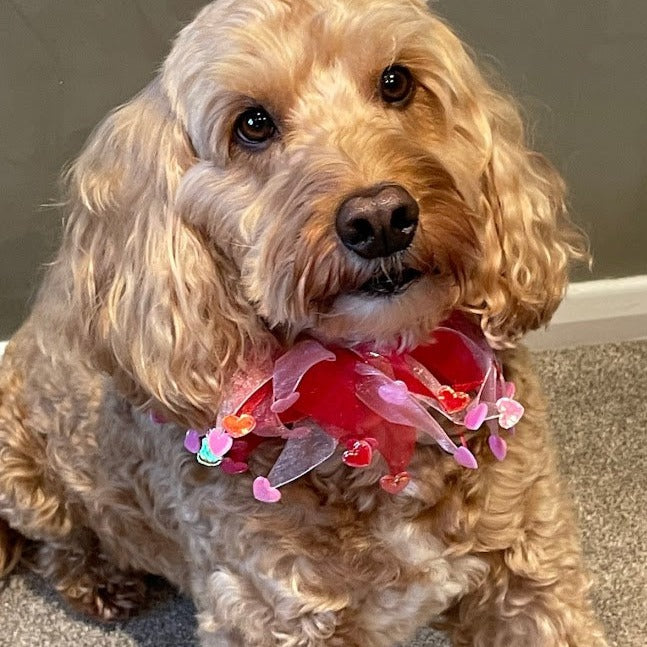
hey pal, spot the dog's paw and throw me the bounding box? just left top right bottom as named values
left=59, top=570, right=147, bottom=621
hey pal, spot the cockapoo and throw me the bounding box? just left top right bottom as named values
left=0, top=1, right=607, bottom=645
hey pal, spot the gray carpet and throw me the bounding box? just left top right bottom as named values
left=1, top=341, right=645, bottom=647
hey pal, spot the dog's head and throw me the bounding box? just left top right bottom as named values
left=56, top=0, right=586, bottom=426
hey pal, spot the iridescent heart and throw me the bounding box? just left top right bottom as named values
left=196, top=437, right=222, bottom=467
left=496, top=398, right=524, bottom=429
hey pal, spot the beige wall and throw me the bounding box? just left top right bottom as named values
left=1, top=0, right=646, bottom=338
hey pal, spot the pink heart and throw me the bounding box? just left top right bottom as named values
left=150, top=410, right=167, bottom=425
left=496, top=398, right=524, bottom=430
left=488, top=435, right=508, bottom=461
left=271, top=392, right=300, bottom=413
left=207, top=430, right=234, bottom=457
left=378, top=380, right=409, bottom=405
left=253, top=477, right=282, bottom=503
left=220, top=458, right=249, bottom=475
left=464, top=403, right=488, bottom=431
left=184, top=429, right=201, bottom=454
left=454, top=446, right=478, bottom=469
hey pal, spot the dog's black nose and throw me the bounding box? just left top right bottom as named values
left=335, top=185, right=419, bottom=259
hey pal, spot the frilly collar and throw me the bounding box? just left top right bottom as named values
left=157, top=313, right=524, bottom=503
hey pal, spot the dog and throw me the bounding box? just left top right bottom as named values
left=0, top=1, right=608, bottom=645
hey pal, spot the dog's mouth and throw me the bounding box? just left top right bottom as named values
left=356, top=266, right=424, bottom=297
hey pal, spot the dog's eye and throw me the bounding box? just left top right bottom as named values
left=234, top=107, right=277, bottom=148
left=379, top=65, right=415, bottom=105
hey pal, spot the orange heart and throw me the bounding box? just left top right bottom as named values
left=380, top=472, right=411, bottom=494
left=222, top=414, right=256, bottom=438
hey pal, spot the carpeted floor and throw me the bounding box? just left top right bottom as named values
left=1, top=341, right=645, bottom=647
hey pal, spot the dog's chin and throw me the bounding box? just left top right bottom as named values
left=310, top=274, right=458, bottom=352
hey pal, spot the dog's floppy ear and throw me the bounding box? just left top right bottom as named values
left=48, top=79, right=258, bottom=428
left=424, top=18, right=588, bottom=347
left=468, top=97, right=588, bottom=347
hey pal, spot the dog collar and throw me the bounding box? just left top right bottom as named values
left=163, top=313, right=523, bottom=503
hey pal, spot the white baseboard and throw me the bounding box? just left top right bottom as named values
left=525, top=275, right=647, bottom=350
left=1, top=277, right=645, bottom=355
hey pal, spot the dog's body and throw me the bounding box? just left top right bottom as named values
left=1, top=1, right=607, bottom=645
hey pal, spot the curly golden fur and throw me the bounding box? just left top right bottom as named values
left=0, top=1, right=606, bottom=645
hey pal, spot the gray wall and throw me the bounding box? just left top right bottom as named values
left=1, top=0, right=646, bottom=338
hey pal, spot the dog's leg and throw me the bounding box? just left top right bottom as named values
left=440, top=351, right=608, bottom=647
left=0, top=354, right=75, bottom=543
left=29, top=531, right=148, bottom=621
left=444, top=545, right=607, bottom=647
left=191, top=564, right=376, bottom=647
left=443, top=443, right=607, bottom=642
left=446, top=555, right=607, bottom=647
left=197, top=627, right=245, bottom=647
left=0, top=517, right=25, bottom=577
left=0, top=341, right=148, bottom=621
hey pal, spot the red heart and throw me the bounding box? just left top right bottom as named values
left=228, top=440, right=250, bottom=462
left=436, top=386, right=471, bottom=414
left=220, top=458, right=249, bottom=475
left=342, top=440, right=374, bottom=468
left=222, top=414, right=256, bottom=438
left=343, top=436, right=378, bottom=450
left=380, top=472, right=411, bottom=494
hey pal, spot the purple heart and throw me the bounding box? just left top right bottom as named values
left=184, top=430, right=201, bottom=454
left=488, top=435, right=508, bottom=461
left=253, top=477, right=282, bottom=503
left=207, top=431, right=234, bottom=457
left=271, top=392, right=300, bottom=413
left=454, top=446, right=478, bottom=470
left=378, top=380, right=410, bottom=405
left=464, top=403, right=488, bottom=431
